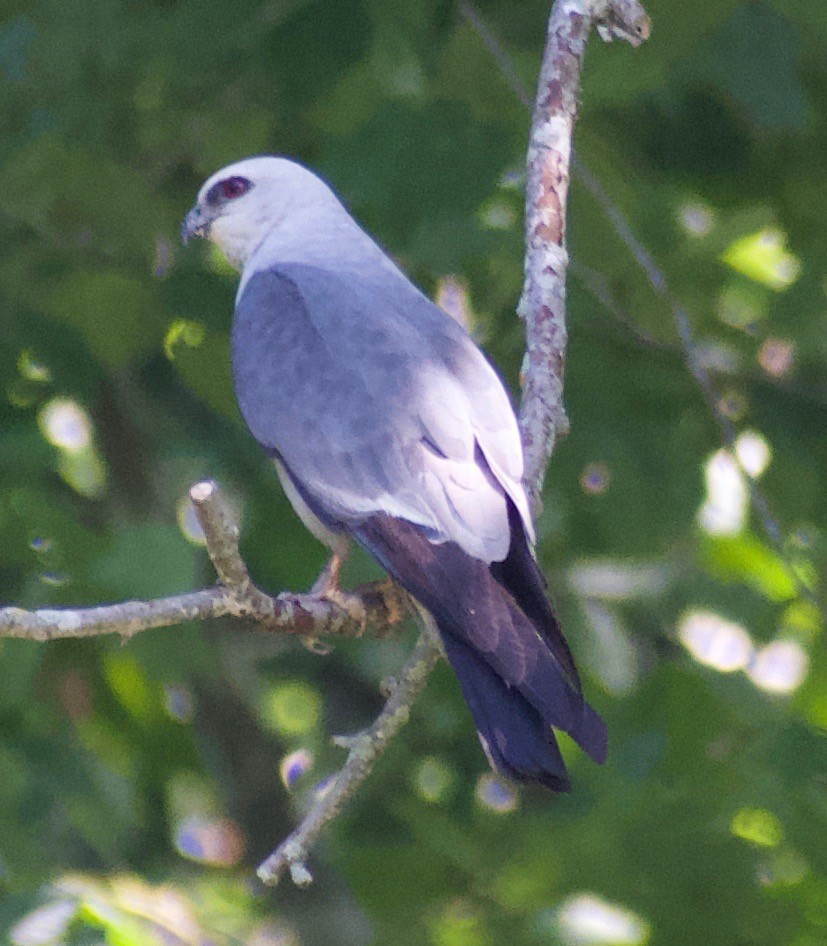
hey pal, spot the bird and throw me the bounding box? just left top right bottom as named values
left=182, top=156, right=607, bottom=791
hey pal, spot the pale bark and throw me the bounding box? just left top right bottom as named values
left=517, top=0, right=650, bottom=511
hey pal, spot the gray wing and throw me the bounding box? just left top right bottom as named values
left=231, top=263, right=532, bottom=562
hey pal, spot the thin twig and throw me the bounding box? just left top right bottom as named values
left=569, top=258, right=671, bottom=350
left=257, top=625, right=441, bottom=886
left=572, top=162, right=813, bottom=594
left=458, top=1, right=533, bottom=109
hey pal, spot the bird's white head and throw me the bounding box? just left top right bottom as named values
left=182, top=156, right=338, bottom=269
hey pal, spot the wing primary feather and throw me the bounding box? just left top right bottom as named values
left=353, top=514, right=608, bottom=786
left=490, top=499, right=580, bottom=690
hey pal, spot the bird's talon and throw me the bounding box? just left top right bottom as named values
left=321, top=586, right=368, bottom=634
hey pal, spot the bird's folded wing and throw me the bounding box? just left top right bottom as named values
left=231, top=263, right=531, bottom=562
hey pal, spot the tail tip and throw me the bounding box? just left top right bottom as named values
left=579, top=704, right=609, bottom=765
left=479, top=729, right=573, bottom=793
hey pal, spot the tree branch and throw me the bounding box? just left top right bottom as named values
left=462, top=0, right=818, bottom=606
left=515, top=0, right=650, bottom=511
left=0, top=589, right=228, bottom=642
left=0, top=481, right=409, bottom=643
left=257, top=624, right=441, bottom=886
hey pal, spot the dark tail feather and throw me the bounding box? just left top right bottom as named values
left=491, top=499, right=580, bottom=688
left=353, top=514, right=607, bottom=789
left=441, top=633, right=571, bottom=791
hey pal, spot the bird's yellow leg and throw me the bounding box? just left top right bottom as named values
left=310, top=553, right=344, bottom=598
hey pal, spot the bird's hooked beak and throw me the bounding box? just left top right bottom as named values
left=181, top=204, right=210, bottom=244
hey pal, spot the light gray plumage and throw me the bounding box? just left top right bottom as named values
left=233, top=262, right=532, bottom=563
left=183, top=156, right=606, bottom=790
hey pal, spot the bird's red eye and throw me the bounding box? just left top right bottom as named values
left=220, top=176, right=251, bottom=200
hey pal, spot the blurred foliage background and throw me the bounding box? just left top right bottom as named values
left=0, top=0, right=825, bottom=943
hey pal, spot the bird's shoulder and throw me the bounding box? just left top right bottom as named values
left=232, top=260, right=532, bottom=556
left=238, top=260, right=465, bottom=348
left=234, top=259, right=525, bottom=470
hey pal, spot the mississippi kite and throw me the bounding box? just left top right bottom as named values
left=183, top=157, right=606, bottom=790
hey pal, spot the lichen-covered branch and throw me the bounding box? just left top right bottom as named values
left=0, top=588, right=229, bottom=642
left=257, top=625, right=441, bottom=886
left=516, top=0, right=650, bottom=512
left=0, top=481, right=409, bottom=643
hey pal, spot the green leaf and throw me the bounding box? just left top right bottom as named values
left=701, top=534, right=798, bottom=601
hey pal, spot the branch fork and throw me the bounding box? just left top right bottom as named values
left=0, top=482, right=409, bottom=644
